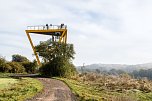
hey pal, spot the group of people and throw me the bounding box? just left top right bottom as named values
left=44, top=23, right=66, bottom=30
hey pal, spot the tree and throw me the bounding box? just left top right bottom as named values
left=132, top=69, right=152, bottom=80
left=0, top=56, right=7, bottom=72
left=12, top=54, right=29, bottom=62
left=35, top=41, right=76, bottom=77
left=6, top=62, right=25, bottom=73
left=35, top=41, right=75, bottom=62
left=21, top=60, right=38, bottom=73
left=95, top=69, right=100, bottom=74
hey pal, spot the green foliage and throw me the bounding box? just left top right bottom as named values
left=0, top=73, right=12, bottom=78
left=35, top=42, right=75, bottom=62
left=0, top=55, right=38, bottom=73
left=11, top=54, right=38, bottom=73
left=36, top=41, right=76, bottom=77
left=21, top=60, right=38, bottom=73
left=0, top=78, right=18, bottom=90
left=0, top=56, right=18, bottom=73
left=0, top=78, right=43, bottom=101
left=132, top=69, right=152, bottom=80
left=40, top=60, right=76, bottom=77
left=12, top=54, right=29, bottom=62
left=0, top=56, right=7, bottom=72
left=6, top=62, right=25, bottom=73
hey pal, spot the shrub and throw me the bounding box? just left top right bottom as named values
left=0, top=56, right=7, bottom=72
left=21, top=60, right=38, bottom=73
left=12, top=54, right=30, bottom=62
left=39, top=59, right=77, bottom=77
left=6, top=62, right=25, bottom=73
left=0, top=55, right=38, bottom=73
left=36, top=41, right=77, bottom=77
left=0, top=56, right=13, bottom=73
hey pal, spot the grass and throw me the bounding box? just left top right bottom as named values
left=0, top=78, right=18, bottom=90
left=0, top=77, right=43, bottom=101
left=57, top=77, right=107, bottom=101
left=0, top=72, right=12, bottom=78
left=56, top=74, right=152, bottom=101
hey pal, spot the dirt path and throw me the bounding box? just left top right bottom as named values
left=27, top=78, right=77, bottom=101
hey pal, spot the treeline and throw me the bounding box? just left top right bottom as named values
left=132, top=69, right=152, bottom=80
left=79, top=68, right=152, bottom=80
left=0, top=41, right=77, bottom=78
left=79, top=68, right=126, bottom=75
left=0, top=54, right=37, bottom=73
left=104, top=69, right=152, bottom=80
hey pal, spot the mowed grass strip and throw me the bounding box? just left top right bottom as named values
left=0, top=78, right=18, bottom=89
left=0, top=78, right=43, bottom=101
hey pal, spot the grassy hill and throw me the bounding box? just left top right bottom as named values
left=77, top=63, right=152, bottom=73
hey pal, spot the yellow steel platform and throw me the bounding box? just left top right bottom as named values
left=25, top=24, right=67, bottom=65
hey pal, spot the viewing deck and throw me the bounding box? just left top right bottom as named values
left=25, top=24, right=68, bottom=65
left=25, top=24, right=67, bottom=35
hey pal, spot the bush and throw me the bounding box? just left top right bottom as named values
left=39, top=59, right=77, bottom=77
left=3, top=63, right=12, bottom=73
left=12, top=54, right=29, bottom=62
left=6, top=62, right=25, bottom=73
left=21, top=60, right=38, bottom=73
left=0, top=56, right=7, bottom=72
left=0, top=55, right=37, bottom=73
left=36, top=41, right=77, bottom=77
left=0, top=57, right=13, bottom=73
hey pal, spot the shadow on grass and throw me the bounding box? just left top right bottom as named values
left=9, top=73, right=51, bottom=79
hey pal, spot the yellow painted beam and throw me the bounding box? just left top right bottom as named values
left=59, top=30, right=66, bottom=43
left=26, top=29, right=67, bottom=33
left=26, top=32, right=41, bottom=65
left=25, top=27, right=68, bottom=66
left=65, top=31, right=67, bottom=44
left=63, top=35, right=65, bottom=43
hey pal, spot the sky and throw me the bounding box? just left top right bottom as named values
left=0, top=0, right=152, bottom=66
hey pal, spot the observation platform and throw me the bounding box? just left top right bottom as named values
left=25, top=24, right=68, bottom=65
left=25, top=24, right=67, bottom=36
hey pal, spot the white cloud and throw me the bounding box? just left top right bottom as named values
left=0, top=0, right=152, bottom=65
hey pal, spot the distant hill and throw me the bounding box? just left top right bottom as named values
left=77, top=63, right=152, bottom=73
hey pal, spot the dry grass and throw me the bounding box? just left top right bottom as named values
left=61, top=73, right=152, bottom=101
left=76, top=73, right=152, bottom=93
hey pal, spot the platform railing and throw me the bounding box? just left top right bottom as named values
left=27, top=24, right=67, bottom=30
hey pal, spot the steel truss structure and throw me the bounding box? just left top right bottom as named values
left=25, top=24, right=67, bottom=65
